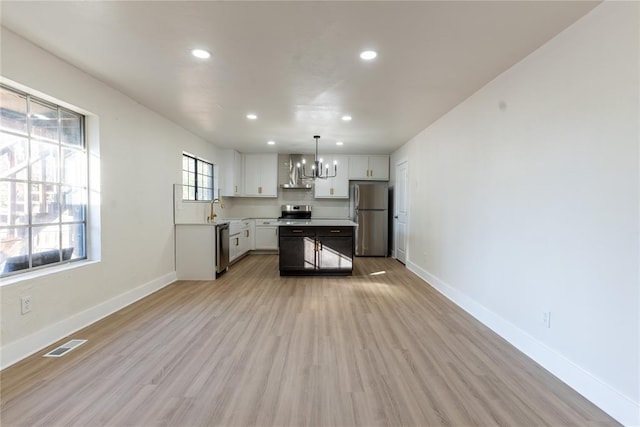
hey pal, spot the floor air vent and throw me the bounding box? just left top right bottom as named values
left=43, top=339, right=87, bottom=358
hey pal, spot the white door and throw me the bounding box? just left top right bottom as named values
left=394, top=160, right=408, bottom=264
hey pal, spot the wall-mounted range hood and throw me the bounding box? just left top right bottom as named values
left=281, top=154, right=313, bottom=189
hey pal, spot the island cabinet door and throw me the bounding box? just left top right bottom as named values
left=316, top=227, right=353, bottom=271
left=279, top=228, right=315, bottom=271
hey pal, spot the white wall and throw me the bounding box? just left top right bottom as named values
left=0, top=28, right=221, bottom=367
left=391, top=3, right=639, bottom=425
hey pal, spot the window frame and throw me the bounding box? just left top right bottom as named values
left=182, top=153, right=214, bottom=201
left=0, top=83, right=88, bottom=278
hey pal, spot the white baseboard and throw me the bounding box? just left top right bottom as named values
left=1, top=271, right=177, bottom=370
left=406, top=261, right=640, bottom=427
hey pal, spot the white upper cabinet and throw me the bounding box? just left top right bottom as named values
left=368, top=156, right=390, bottom=180
left=314, top=154, right=349, bottom=198
left=220, top=149, right=244, bottom=197
left=348, top=156, right=369, bottom=180
left=348, top=155, right=389, bottom=181
left=244, top=153, right=278, bottom=197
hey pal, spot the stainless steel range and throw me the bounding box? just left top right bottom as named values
left=278, top=204, right=312, bottom=220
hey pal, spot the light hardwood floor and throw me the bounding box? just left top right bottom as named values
left=1, top=255, right=619, bottom=426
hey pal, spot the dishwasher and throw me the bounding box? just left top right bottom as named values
left=216, top=222, right=230, bottom=274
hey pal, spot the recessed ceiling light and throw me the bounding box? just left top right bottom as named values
left=336, top=141, right=344, bottom=146
left=191, top=49, right=211, bottom=59
left=342, top=115, right=352, bottom=121
left=246, top=113, right=257, bottom=120
left=360, top=50, right=377, bottom=60
left=267, top=140, right=275, bottom=145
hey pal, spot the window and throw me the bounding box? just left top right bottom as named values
left=0, top=84, right=87, bottom=277
left=182, top=153, right=214, bottom=201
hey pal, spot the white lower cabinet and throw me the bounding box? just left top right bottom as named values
left=229, top=232, right=242, bottom=262
left=239, top=227, right=250, bottom=255
left=229, top=219, right=252, bottom=263
left=254, top=218, right=279, bottom=250
left=175, top=224, right=216, bottom=280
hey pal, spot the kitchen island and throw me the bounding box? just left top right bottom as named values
left=278, top=220, right=357, bottom=276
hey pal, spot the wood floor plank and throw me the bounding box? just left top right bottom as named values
left=0, top=255, right=619, bottom=426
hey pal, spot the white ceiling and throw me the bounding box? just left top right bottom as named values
left=1, top=1, right=599, bottom=155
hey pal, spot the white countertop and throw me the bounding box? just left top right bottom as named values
left=278, top=219, right=357, bottom=227
left=176, top=218, right=356, bottom=226
left=174, top=220, right=228, bottom=226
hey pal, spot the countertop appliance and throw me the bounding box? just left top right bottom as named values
left=278, top=204, right=312, bottom=220
left=351, top=182, right=388, bottom=256
left=216, top=222, right=230, bottom=274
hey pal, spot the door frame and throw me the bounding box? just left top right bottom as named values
left=393, top=158, right=409, bottom=263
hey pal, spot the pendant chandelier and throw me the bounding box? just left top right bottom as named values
left=297, top=135, right=337, bottom=180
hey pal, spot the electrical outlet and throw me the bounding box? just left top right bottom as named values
left=543, top=311, right=551, bottom=328
left=21, top=296, right=32, bottom=315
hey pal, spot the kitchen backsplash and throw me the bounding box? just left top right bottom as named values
left=173, top=184, right=211, bottom=224
left=219, top=192, right=349, bottom=219
left=173, top=184, right=350, bottom=223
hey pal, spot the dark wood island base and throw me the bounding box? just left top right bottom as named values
left=279, top=222, right=355, bottom=276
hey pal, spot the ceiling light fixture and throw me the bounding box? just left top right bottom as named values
left=297, top=135, right=337, bottom=180
left=191, top=49, right=211, bottom=59
left=360, top=50, right=377, bottom=60
left=246, top=113, right=257, bottom=120
left=342, top=115, right=352, bottom=121
left=336, top=141, right=344, bottom=146
left=267, top=140, right=275, bottom=145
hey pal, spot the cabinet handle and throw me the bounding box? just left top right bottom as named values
left=258, top=186, right=262, bottom=194
left=330, top=188, right=334, bottom=195
left=245, top=230, right=249, bottom=237
left=234, top=185, right=238, bottom=193
left=292, top=229, right=303, bottom=233
left=330, top=230, right=341, bottom=233
left=235, top=238, right=239, bottom=246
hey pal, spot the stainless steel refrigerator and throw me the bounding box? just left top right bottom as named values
left=351, top=182, right=388, bottom=256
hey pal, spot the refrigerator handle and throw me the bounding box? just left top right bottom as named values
left=355, top=185, right=360, bottom=210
